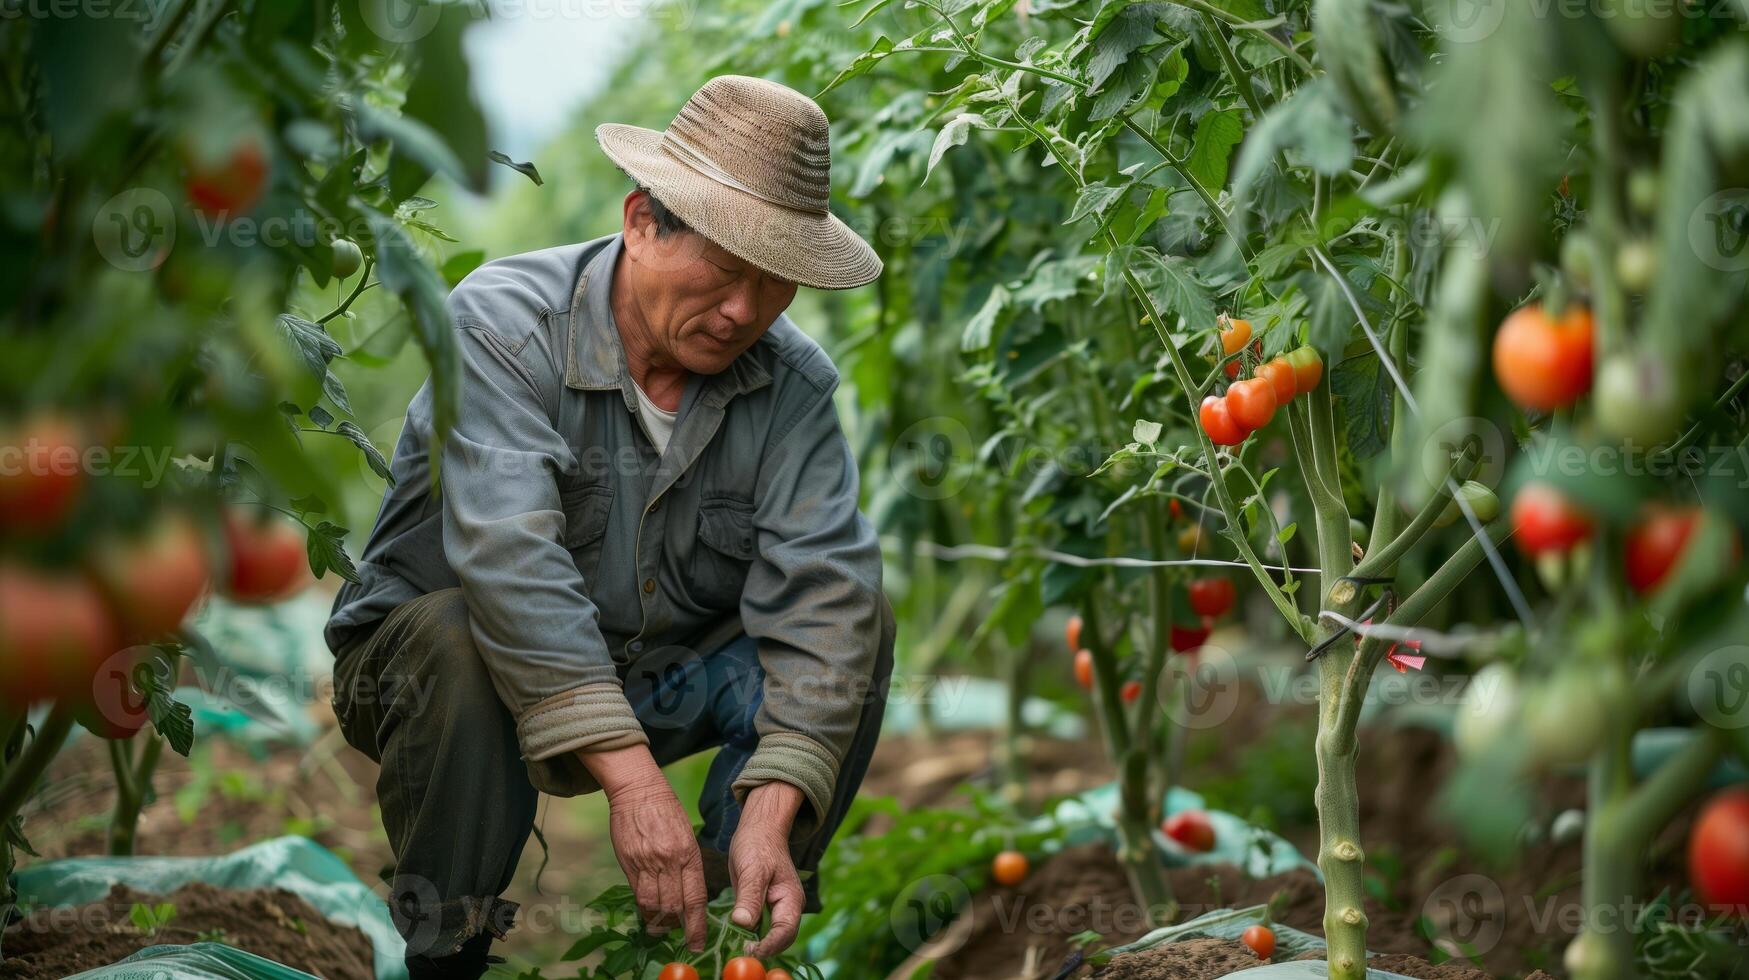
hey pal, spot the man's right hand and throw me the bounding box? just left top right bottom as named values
left=580, top=745, right=708, bottom=950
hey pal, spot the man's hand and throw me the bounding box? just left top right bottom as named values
left=728, top=781, right=806, bottom=957
left=580, top=745, right=708, bottom=951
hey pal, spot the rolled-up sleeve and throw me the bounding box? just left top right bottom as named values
left=440, top=320, right=647, bottom=778
left=732, top=377, right=884, bottom=841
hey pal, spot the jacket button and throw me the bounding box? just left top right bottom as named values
left=629, top=640, right=644, bottom=653
left=642, top=578, right=656, bottom=594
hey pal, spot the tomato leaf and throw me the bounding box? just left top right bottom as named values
left=1186, top=109, right=1244, bottom=193
left=305, top=520, right=361, bottom=585
left=140, top=658, right=194, bottom=757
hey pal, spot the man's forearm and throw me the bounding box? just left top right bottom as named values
left=579, top=743, right=667, bottom=802
left=739, top=780, right=804, bottom=841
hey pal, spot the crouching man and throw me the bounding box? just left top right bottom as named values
left=325, top=75, right=893, bottom=979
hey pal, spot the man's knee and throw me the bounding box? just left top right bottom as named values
left=392, top=590, right=505, bottom=729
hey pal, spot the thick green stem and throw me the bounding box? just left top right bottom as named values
left=1315, top=651, right=1369, bottom=980
left=0, top=706, right=74, bottom=829
left=1200, top=13, right=1265, bottom=120
left=1350, top=445, right=1477, bottom=582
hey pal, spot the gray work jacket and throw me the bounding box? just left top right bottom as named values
left=326, top=234, right=884, bottom=836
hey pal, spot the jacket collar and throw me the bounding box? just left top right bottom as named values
left=564, top=234, right=773, bottom=407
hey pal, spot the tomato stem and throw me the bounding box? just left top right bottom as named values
left=0, top=704, right=74, bottom=832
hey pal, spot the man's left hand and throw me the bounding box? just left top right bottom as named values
left=728, top=782, right=806, bottom=957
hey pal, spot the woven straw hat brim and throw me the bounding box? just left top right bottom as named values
left=596, top=123, right=882, bottom=291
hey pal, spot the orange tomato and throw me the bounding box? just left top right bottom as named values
left=1226, top=377, right=1278, bottom=431
left=992, top=850, right=1029, bottom=886
left=1074, top=649, right=1094, bottom=689
left=1241, top=924, right=1276, bottom=959
left=1286, top=346, right=1323, bottom=394
left=1492, top=304, right=1595, bottom=411
left=723, top=957, right=766, bottom=980
left=1121, top=679, right=1142, bottom=702
left=1064, top=614, right=1083, bottom=653
left=1257, top=358, right=1297, bottom=404
left=767, top=971, right=795, bottom=980
left=658, top=964, right=700, bottom=980
left=0, top=414, right=87, bottom=532
left=1199, top=395, right=1245, bottom=447
left=1219, top=316, right=1255, bottom=379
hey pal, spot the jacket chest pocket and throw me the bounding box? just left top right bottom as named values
left=561, top=485, right=615, bottom=584
left=690, top=500, right=755, bottom=609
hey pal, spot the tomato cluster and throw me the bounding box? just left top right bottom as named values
left=0, top=414, right=314, bottom=733
left=1201, top=317, right=1323, bottom=448
left=1511, top=483, right=1737, bottom=596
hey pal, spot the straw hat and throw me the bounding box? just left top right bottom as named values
left=596, top=75, right=882, bottom=291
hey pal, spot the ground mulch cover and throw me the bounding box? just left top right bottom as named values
left=0, top=881, right=376, bottom=980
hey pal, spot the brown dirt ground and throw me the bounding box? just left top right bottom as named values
left=1094, top=936, right=1560, bottom=980
left=0, top=881, right=376, bottom=980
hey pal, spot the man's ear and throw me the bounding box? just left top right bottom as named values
left=622, top=190, right=655, bottom=253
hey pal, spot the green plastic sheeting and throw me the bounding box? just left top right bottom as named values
left=63, top=942, right=322, bottom=980
left=11, top=836, right=404, bottom=980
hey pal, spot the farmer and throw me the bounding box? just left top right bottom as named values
left=325, top=75, right=893, bottom=979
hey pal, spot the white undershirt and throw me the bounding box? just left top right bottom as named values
left=631, top=381, right=679, bottom=455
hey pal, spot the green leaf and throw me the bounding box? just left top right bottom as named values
left=1123, top=246, right=1217, bottom=331
left=1277, top=522, right=1298, bottom=544
left=366, top=211, right=458, bottom=449
left=1066, top=181, right=1127, bottom=226
left=1133, top=419, right=1163, bottom=445
left=1231, top=78, right=1357, bottom=225
left=441, top=250, right=487, bottom=288
left=141, top=658, right=194, bottom=757
left=406, top=219, right=460, bottom=243
left=1186, top=109, right=1243, bottom=192
left=1086, top=3, right=1163, bottom=92
left=488, top=150, right=544, bottom=186
left=306, top=521, right=361, bottom=584
left=926, top=113, right=988, bottom=182
left=561, top=929, right=626, bottom=962
left=820, top=36, right=895, bottom=96
left=1313, top=0, right=1398, bottom=134
left=307, top=405, right=335, bottom=429
left=337, top=421, right=395, bottom=486
left=393, top=4, right=491, bottom=196
left=1331, top=353, right=1393, bottom=460
left=961, top=283, right=1010, bottom=352
left=276, top=315, right=341, bottom=381
left=357, top=104, right=472, bottom=198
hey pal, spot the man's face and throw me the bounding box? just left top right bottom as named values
left=620, top=193, right=798, bottom=375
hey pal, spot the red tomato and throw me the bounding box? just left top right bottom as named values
left=78, top=645, right=150, bottom=740
left=1241, top=924, right=1276, bottom=959
left=1199, top=396, right=1245, bottom=447
left=1169, top=498, right=1183, bottom=521
left=1121, top=679, right=1142, bottom=703
left=1226, top=378, right=1277, bottom=432
left=658, top=965, right=700, bottom=980
left=992, top=850, right=1029, bottom=886
left=767, top=972, right=795, bottom=980
left=1224, top=341, right=1263, bottom=379
left=1163, top=810, right=1216, bottom=852
left=1286, top=346, right=1324, bottom=394
left=724, top=957, right=766, bottom=980
left=1257, top=358, right=1297, bottom=405
left=1511, top=482, right=1594, bottom=557
left=184, top=134, right=269, bottom=216
left=1689, top=787, right=1749, bottom=914
left=1492, top=304, right=1595, bottom=411
left=221, top=507, right=309, bottom=603
left=0, top=563, right=121, bottom=709
left=1074, top=649, right=1094, bottom=690
left=1187, top=577, right=1236, bottom=618
left=1065, top=614, right=1083, bottom=653
left=1624, top=506, right=1705, bottom=595
left=0, top=414, right=86, bottom=532
left=90, top=513, right=210, bottom=642
left=1169, top=619, right=1213, bottom=653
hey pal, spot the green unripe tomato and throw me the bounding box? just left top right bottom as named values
left=1627, top=169, right=1660, bottom=216
left=1560, top=231, right=1594, bottom=293
left=1455, top=662, right=1521, bottom=759
left=331, top=237, right=363, bottom=278
left=1524, top=667, right=1608, bottom=769
left=1615, top=239, right=1656, bottom=294
left=1434, top=481, right=1500, bottom=528
left=1595, top=352, right=1683, bottom=447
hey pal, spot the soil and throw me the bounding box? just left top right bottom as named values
left=0, top=881, right=376, bottom=980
